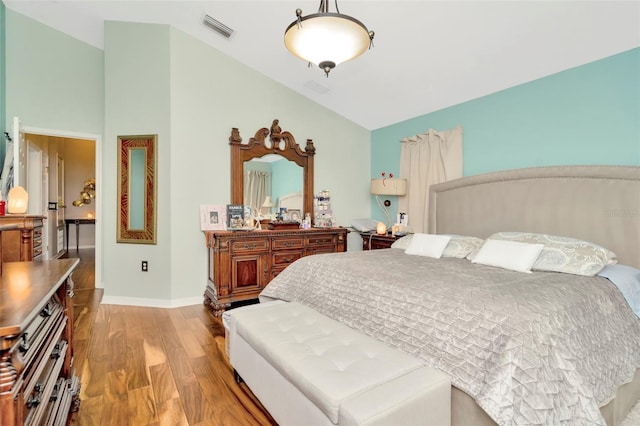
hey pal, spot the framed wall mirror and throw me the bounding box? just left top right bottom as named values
left=230, top=120, right=315, bottom=220
left=117, top=134, right=157, bottom=244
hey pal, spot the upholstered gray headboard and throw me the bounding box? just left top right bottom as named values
left=429, top=166, right=640, bottom=268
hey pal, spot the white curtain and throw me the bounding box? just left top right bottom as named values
left=398, top=126, right=463, bottom=233
left=244, top=170, right=270, bottom=215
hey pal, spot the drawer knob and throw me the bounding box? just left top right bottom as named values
left=27, top=383, right=43, bottom=408
left=19, top=334, right=30, bottom=353
left=27, top=394, right=41, bottom=408
left=243, top=243, right=257, bottom=250
left=51, top=342, right=62, bottom=359
left=40, top=304, right=52, bottom=317
left=283, top=256, right=294, bottom=263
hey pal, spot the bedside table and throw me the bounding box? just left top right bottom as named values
left=360, top=232, right=401, bottom=250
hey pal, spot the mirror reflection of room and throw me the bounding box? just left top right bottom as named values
left=244, top=154, right=303, bottom=220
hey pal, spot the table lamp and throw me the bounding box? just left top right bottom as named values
left=370, top=178, right=407, bottom=227
left=8, top=186, right=28, bottom=214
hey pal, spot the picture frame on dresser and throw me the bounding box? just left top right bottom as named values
left=200, top=204, right=227, bottom=231
left=288, top=209, right=301, bottom=222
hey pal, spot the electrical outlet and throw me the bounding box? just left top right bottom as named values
left=141, top=261, right=148, bottom=272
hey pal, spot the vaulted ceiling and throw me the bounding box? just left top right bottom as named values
left=4, top=1, right=639, bottom=130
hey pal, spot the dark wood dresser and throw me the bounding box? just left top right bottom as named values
left=204, top=227, right=348, bottom=316
left=0, top=258, right=80, bottom=426
left=360, top=232, right=401, bottom=250
left=0, top=215, right=45, bottom=262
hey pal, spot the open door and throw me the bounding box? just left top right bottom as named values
left=12, top=116, right=27, bottom=189
left=27, top=141, right=49, bottom=260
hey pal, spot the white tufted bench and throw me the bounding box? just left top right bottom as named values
left=224, top=300, right=451, bottom=426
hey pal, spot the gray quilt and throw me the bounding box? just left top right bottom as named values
left=260, top=249, right=640, bottom=425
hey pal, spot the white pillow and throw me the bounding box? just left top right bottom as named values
left=472, top=239, right=544, bottom=273
left=393, top=234, right=485, bottom=259
left=488, top=232, right=617, bottom=276
left=404, top=234, right=452, bottom=258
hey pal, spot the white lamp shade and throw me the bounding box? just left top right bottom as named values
left=8, top=186, right=28, bottom=214
left=285, top=14, right=371, bottom=67
left=370, top=178, right=407, bottom=196
left=262, top=196, right=275, bottom=208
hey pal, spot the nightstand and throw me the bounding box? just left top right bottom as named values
left=360, top=232, right=401, bottom=250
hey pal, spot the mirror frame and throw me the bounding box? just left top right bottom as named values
left=117, top=134, right=157, bottom=244
left=230, top=121, right=315, bottom=220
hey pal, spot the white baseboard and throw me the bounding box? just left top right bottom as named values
left=100, top=295, right=203, bottom=309
left=66, top=244, right=96, bottom=251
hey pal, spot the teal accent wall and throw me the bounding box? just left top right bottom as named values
left=243, top=158, right=302, bottom=210
left=371, top=48, right=640, bottom=222
left=372, top=48, right=639, bottom=176
left=271, top=158, right=303, bottom=206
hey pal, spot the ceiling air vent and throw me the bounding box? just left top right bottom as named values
left=202, top=14, right=234, bottom=39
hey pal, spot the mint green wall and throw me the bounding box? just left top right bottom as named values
left=371, top=48, right=640, bottom=222
left=4, top=10, right=369, bottom=305
left=103, top=21, right=172, bottom=301
left=167, top=27, right=370, bottom=301
left=5, top=10, right=104, bottom=134
left=0, top=2, right=6, bottom=147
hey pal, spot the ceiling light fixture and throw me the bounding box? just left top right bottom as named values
left=284, top=0, right=374, bottom=77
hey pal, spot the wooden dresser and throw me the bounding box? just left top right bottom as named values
left=0, top=215, right=45, bottom=262
left=204, top=227, right=348, bottom=316
left=0, top=258, right=80, bottom=426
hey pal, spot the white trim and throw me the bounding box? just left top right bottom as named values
left=66, top=245, right=96, bottom=251
left=21, top=125, right=103, bottom=289
left=100, top=296, right=203, bottom=309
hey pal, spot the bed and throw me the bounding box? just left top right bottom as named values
left=278, top=191, right=303, bottom=213
left=259, top=165, right=640, bottom=426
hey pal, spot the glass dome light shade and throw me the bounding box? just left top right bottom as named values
left=285, top=13, right=371, bottom=68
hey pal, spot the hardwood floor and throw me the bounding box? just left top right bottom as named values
left=64, top=248, right=275, bottom=425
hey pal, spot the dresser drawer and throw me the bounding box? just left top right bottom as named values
left=370, top=239, right=394, bottom=250
left=272, top=250, right=303, bottom=266
left=307, top=246, right=337, bottom=256
left=272, top=237, right=304, bottom=250
left=41, top=375, right=80, bottom=426
left=33, top=247, right=43, bottom=260
left=230, top=239, right=269, bottom=253
left=20, top=299, right=65, bottom=371
left=306, top=235, right=335, bottom=248
left=33, top=237, right=43, bottom=248
left=33, top=227, right=43, bottom=239
left=23, top=339, right=68, bottom=425
left=0, top=258, right=79, bottom=426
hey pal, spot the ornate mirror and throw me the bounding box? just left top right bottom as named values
left=117, top=134, right=157, bottom=244
left=230, top=120, right=315, bottom=220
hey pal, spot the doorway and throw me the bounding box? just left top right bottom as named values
left=22, top=125, right=102, bottom=289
